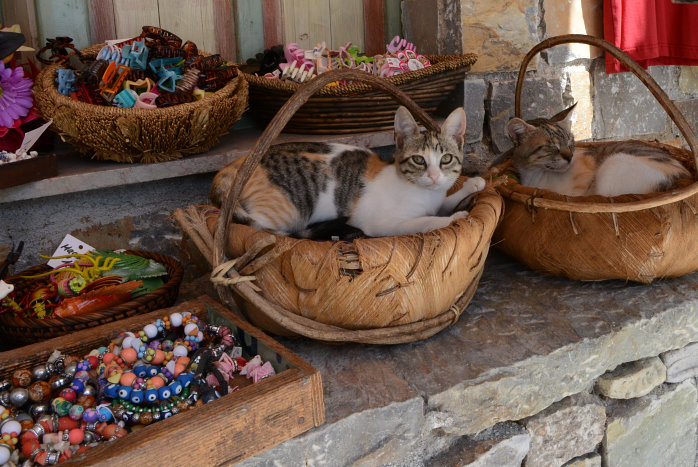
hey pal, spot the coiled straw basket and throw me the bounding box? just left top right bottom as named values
left=33, top=44, right=249, bottom=163
left=241, top=54, right=477, bottom=134
left=176, top=68, right=503, bottom=344
left=0, top=250, right=183, bottom=348
left=489, top=34, right=698, bottom=283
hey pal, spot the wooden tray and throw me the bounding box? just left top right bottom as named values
left=0, top=295, right=324, bottom=465
left=0, top=153, right=56, bottom=189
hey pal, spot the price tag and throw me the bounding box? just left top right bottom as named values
left=47, top=234, right=95, bottom=268
left=18, top=119, right=53, bottom=154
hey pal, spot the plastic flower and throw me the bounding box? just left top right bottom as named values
left=0, top=61, right=33, bottom=128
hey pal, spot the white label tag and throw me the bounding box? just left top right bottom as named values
left=18, top=119, right=53, bottom=154
left=47, top=234, right=95, bottom=268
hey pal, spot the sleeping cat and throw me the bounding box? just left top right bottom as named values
left=505, top=104, right=691, bottom=196
left=210, top=106, right=486, bottom=238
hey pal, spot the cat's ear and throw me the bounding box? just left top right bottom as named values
left=550, top=102, right=577, bottom=132
left=394, top=106, right=420, bottom=149
left=507, top=118, right=537, bottom=145
left=441, top=107, right=467, bottom=150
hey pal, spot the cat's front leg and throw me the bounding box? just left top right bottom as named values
left=438, top=176, right=486, bottom=215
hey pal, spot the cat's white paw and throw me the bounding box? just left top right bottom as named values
left=464, top=176, right=486, bottom=193
left=449, top=210, right=470, bottom=222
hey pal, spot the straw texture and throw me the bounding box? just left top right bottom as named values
left=176, top=68, right=502, bottom=344
left=33, top=44, right=249, bottom=163
left=0, top=250, right=183, bottom=347
left=489, top=35, right=698, bottom=283
left=242, top=54, right=477, bottom=133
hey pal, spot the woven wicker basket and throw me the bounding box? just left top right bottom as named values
left=175, top=69, right=503, bottom=344
left=241, top=54, right=477, bottom=134
left=0, top=250, right=183, bottom=348
left=33, top=44, right=249, bottom=163
left=489, top=35, right=698, bottom=283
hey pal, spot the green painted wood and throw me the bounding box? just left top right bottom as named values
left=35, top=0, right=91, bottom=49
left=384, top=0, right=401, bottom=45
left=236, top=0, right=264, bottom=61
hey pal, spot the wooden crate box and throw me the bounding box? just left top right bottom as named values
left=0, top=295, right=324, bottom=465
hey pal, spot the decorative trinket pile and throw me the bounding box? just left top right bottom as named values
left=250, top=35, right=431, bottom=84
left=0, top=311, right=275, bottom=465
left=0, top=250, right=168, bottom=319
left=0, top=149, right=38, bottom=165
left=41, top=26, right=238, bottom=109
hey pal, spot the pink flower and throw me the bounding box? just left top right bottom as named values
left=0, top=62, right=34, bottom=128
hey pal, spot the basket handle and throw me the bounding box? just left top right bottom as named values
left=515, top=34, right=698, bottom=166
left=212, top=69, right=443, bottom=342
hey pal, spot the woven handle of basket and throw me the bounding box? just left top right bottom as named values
left=515, top=34, right=698, bottom=165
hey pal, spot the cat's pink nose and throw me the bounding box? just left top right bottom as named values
left=429, top=173, right=439, bottom=183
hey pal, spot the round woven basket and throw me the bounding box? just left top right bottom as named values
left=489, top=34, right=698, bottom=283
left=206, top=68, right=503, bottom=344
left=33, top=44, right=249, bottom=163
left=241, top=54, right=477, bottom=134
left=0, top=250, right=183, bottom=348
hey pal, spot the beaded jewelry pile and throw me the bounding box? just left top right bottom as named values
left=0, top=310, right=275, bottom=465
left=250, top=35, right=431, bottom=84
left=0, top=149, right=38, bottom=165
left=40, top=26, right=238, bottom=109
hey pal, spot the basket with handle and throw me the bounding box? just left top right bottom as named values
left=488, top=34, right=698, bottom=283
left=175, top=68, right=503, bottom=344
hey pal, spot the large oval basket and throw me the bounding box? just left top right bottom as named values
left=33, top=44, right=249, bottom=163
left=489, top=35, right=698, bottom=283
left=182, top=69, right=503, bottom=344
left=0, top=250, right=183, bottom=348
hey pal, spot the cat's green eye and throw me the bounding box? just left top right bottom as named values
left=411, top=155, right=426, bottom=165
left=441, top=154, right=453, bottom=164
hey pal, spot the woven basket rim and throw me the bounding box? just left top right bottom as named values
left=35, top=43, right=244, bottom=118
left=240, top=53, right=477, bottom=96
left=0, top=250, right=183, bottom=330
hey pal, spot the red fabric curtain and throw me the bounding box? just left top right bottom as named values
left=604, top=0, right=698, bottom=73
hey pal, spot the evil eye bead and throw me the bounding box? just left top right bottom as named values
left=158, top=386, right=172, bottom=400
left=133, top=365, right=147, bottom=378
left=145, top=388, right=159, bottom=403
left=146, top=366, right=159, bottom=377
left=117, top=386, right=132, bottom=400
left=177, top=373, right=194, bottom=388
left=169, top=381, right=182, bottom=395
left=129, top=389, right=143, bottom=404
left=103, top=383, right=119, bottom=399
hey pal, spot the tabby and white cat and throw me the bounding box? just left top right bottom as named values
left=210, top=106, right=486, bottom=238
left=506, top=104, right=690, bottom=196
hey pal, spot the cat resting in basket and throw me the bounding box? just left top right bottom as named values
left=210, top=106, right=486, bottom=239
left=505, top=104, right=691, bottom=196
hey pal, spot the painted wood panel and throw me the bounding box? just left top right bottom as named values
left=35, top=0, right=91, bottom=49
left=329, top=0, right=362, bottom=51
left=112, top=0, right=159, bottom=40
left=0, top=0, right=40, bottom=50
left=88, top=0, right=117, bottom=43
left=384, top=0, right=401, bottom=44
left=159, top=0, right=217, bottom=53
left=261, top=0, right=283, bottom=49
left=281, top=0, right=331, bottom=51
left=237, top=0, right=264, bottom=60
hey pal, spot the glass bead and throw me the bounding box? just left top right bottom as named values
left=12, top=369, right=32, bottom=388
left=28, top=381, right=51, bottom=403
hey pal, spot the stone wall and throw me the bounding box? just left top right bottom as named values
left=428, top=343, right=698, bottom=466
left=402, top=0, right=698, bottom=163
